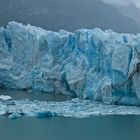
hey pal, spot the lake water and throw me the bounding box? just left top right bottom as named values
left=0, top=89, right=140, bottom=140
left=0, top=89, right=71, bottom=101
left=0, top=115, right=140, bottom=140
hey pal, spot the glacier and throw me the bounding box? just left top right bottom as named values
left=0, top=21, right=140, bottom=106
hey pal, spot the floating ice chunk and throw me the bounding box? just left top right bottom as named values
left=23, top=110, right=57, bottom=118
left=36, top=111, right=57, bottom=118
left=8, top=112, right=21, bottom=119
left=0, top=95, right=12, bottom=101
left=23, top=112, right=38, bottom=117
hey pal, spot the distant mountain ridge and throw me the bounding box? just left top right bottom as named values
left=0, top=0, right=140, bottom=33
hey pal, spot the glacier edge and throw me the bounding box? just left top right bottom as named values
left=0, top=21, right=140, bottom=106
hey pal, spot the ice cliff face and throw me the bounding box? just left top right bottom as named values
left=0, top=22, right=140, bottom=105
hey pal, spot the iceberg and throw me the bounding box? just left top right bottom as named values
left=0, top=22, right=140, bottom=105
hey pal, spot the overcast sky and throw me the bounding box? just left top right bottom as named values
left=102, top=0, right=140, bottom=9
left=102, top=0, right=140, bottom=28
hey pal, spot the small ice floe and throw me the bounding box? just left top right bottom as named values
left=24, top=111, right=57, bottom=118
left=36, top=111, right=57, bottom=118
left=8, top=112, right=21, bottom=119
left=0, top=110, right=6, bottom=116
left=0, top=95, right=12, bottom=101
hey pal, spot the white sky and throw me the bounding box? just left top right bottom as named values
left=102, top=0, right=140, bottom=9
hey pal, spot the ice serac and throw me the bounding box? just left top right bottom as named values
left=0, top=21, right=140, bottom=106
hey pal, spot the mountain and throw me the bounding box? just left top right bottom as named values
left=0, top=0, right=140, bottom=33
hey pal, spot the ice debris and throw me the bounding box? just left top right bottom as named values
left=1, top=99, right=140, bottom=119
left=0, top=95, right=12, bottom=101
left=0, top=22, right=140, bottom=105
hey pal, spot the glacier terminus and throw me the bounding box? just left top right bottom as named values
left=0, top=22, right=140, bottom=106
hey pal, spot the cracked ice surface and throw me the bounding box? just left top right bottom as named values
left=1, top=99, right=140, bottom=119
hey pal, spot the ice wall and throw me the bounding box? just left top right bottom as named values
left=0, top=22, right=140, bottom=105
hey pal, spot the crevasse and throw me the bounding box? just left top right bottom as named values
left=0, top=21, right=140, bottom=106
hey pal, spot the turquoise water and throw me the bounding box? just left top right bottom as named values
left=0, top=115, right=140, bottom=140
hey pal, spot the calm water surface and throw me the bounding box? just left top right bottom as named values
left=0, top=89, right=71, bottom=101
left=0, top=116, right=140, bottom=140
